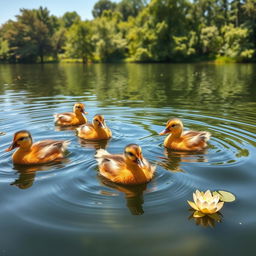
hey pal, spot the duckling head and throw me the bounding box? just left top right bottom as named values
left=124, top=144, right=145, bottom=168
left=93, top=114, right=106, bottom=129
left=5, top=130, right=33, bottom=152
left=73, top=103, right=86, bottom=115
left=159, top=118, right=183, bottom=136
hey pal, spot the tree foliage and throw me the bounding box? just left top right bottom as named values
left=92, top=0, right=117, bottom=18
left=0, top=0, right=256, bottom=63
left=65, top=21, right=94, bottom=63
left=117, top=0, right=147, bottom=20
left=1, top=7, right=58, bottom=62
left=61, top=11, right=81, bottom=28
left=92, top=11, right=127, bottom=61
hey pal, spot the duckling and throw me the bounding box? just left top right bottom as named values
left=54, top=103, right=87, bottom=126
left=159, top=118, right=210, bottom=151
left=95, top=144, right=155, bottom=185
left=76, top=114, right=112, bottom=140
left=5, top=130, right=70, bottom=165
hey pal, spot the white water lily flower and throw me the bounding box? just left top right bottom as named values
left=188, top=190, right=224, bottom=215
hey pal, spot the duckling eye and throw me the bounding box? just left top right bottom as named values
left=18, top=137, right=26, bottom=141
left=126, top=152, right=134, bottom=157
left=76, top=106, right=81, bottom=109
left=171, top=124, right=176, bottom=128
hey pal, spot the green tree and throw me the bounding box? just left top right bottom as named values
left=127, top=0, right=190, bottom=61
left=36, top=6, right=59, bottom=34
left=92, top=0, right=117, bottom=18
left=52, top=28, right=66, bottom=59
left=0, top=38, right=9, bottom=61
left=172, top=33, right=196, bottom=60
left=61, top=11, right=81, bottom=28
left=2, top=7, right=58, bottom=63
left=230, top=0, right=243, bottom=27
left=92, top=10, right=127, bottom=61
left=242, top=0, right=256, bottom=48
left=200, top=26, right=222, bottom=55
left=1, top=0, right=256, bottom=63
left=220, top=24, right=254, bottom=60
left=117, top=0, right=147, bottom=21
left=65, top=21, right=94, bottom=63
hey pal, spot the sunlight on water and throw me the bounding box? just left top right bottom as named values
left=0, top=63, right=256, bottom=256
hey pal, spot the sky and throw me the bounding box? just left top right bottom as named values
left=0, top=0, right=119, bottom=25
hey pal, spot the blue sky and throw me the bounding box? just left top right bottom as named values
left=0, top=0, right=119, bottom=25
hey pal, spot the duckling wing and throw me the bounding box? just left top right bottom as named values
left=183, top=131, right=211, bottom=146
left=79, top=124, right=94, bottom=133
left=77, top=124, right=97, bottom=139
left=101, top=154, right=124, bottom=164
left=32, top=140, right=69, bottom=159
left=97, top=154, right=124, bottom=167
left=97, top=154, right=125, bottom=177
left=54, top=112, right=74, bottom=122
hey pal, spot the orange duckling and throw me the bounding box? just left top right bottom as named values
left=54, top=103, right=87, bottom=126
left=5, top=130, right=70, bottom=165
left=95, top=144, right=155, bottom=185
left=76, top=114, right=112, bottom=140
left=159, top=118, right=211, bottom=151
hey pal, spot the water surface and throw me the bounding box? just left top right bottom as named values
left=0, top=63, right=256, bottom=256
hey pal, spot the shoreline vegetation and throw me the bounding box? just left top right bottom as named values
left=1, top=0, right=256, bottom=64
left=0, top=57, right=244, bottom=64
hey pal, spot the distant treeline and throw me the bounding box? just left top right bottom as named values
left=0, top=0, right=256, bottom=63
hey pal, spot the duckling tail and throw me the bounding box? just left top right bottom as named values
left=200, top=131, right=211, bottom=142
left=62, top=140, right=71, bottom=151
left=151, top=164, right=157, bottom=173
left=95, top=149, right=109, bottom=158
left=76, top=127, right=80, bottom=135
left=53, top=114, right=58, bottom=123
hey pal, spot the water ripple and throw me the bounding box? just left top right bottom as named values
left=0, top=90, right=255, bottom=232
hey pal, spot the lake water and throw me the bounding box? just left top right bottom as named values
left=0, top=63, right=255, bottom=256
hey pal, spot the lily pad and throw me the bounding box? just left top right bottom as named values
left=213, top=190, right=236, bottom=202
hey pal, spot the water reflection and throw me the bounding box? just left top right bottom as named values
left=77, top=138, right=109, bottom=150
left=55, top=125, right=78, bottom=132
left=188, top=210, right=223, bottom=228
left=0, top=63, right=255, bottom=255
left=100, top=176, right=147, bottom=215
left=157, top=149, right=208, bottom=172
left=11, top=162, right=68, bottom=189
left=157, top=155, right=184, bottom=172
left=1, top=63, right=256, bottom=107
left=11, top=169, right=36, bottom=189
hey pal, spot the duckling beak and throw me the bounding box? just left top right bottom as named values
left=99, top=122, right=106, bottom=128
left=5, top=141, right=18, bottom=152
left=81, top=108, right=88, bottom=114
left=159, top=128, right=170, bottom=135
left=136, top=158, right=145, bottom=168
